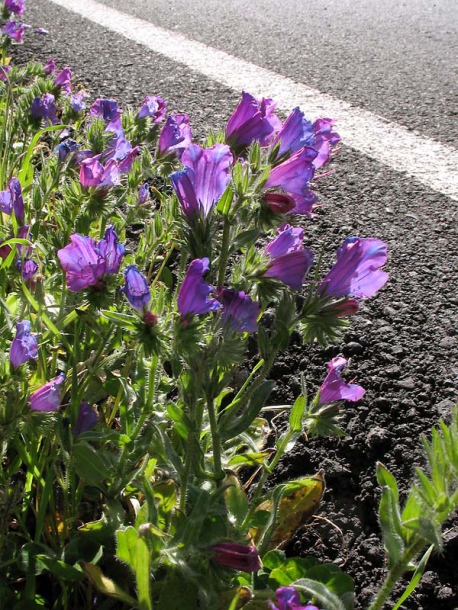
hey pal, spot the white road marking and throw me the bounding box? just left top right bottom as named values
left=48, top=0, right=458, bottom=200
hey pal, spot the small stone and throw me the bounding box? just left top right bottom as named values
left=385, top=365, right=401, bottom=379
left=391, top=345, right=405, bottom=356
left=439, top=336, right=456, bottom=348
left=366, top=426, right=391, bottom=448
left=436, top=399, right=455, bottom=419
left=398, top=378, right=415, bottom=390
left=345, top=341, right=364, bottom=356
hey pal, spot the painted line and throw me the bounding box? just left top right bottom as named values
left=48, top=0, right=458, bottom=201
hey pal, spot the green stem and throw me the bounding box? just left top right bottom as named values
left=217, top=217, right=231, bottom=288
left=368, top=539, right=427, bottom=610
left=207, top=393, right=223, bottom=481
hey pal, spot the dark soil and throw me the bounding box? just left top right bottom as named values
left=12, top=2, right=458, bottom=608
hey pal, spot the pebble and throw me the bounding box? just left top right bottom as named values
left=398, top=378, right=415, bottom=390
left=345, top=341, right=364, bottom=356
left=439, top=336, right=456, bottom=348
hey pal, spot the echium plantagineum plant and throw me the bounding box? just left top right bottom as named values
left=1, top=9, right=456, bottom=609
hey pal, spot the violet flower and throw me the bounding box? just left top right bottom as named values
left=170, top=143, right=233, bottom=220
left=5, top=0, right=26, bottom=15
left=97, top=226, right=125, bottom=274
left=79, top=156, right=120, bottom=189
left=312, top=118, right=341, bottom=169
left=271, top=107, right=316, bottom=159
left=177, top=258, right=222, bottom=316
left=89, top=98, right=121, bottom=124
left=0, top=65, right=12, bottom=81
left=0, top=177, right=24, bottom=223
left=157, top=114, right=192, bottom=160
left=319, top=356, right=365, bottom=404
left=138, top=95, right=167, bottom=122
left=225, top=91, right=281, bottom=152
left=219, top=288, right=260, bottom=333
left=264, top=147, right=318, bottom=216
left=210, top=542, right=261, bottom=572
left=54, top=66, right=72, bottom=93
left=138, top=183, right=149, bottom=204
left=263, top=224, right=313, bottom=291
left=3, top=21, right=26, bottom=42
left=57, top=230, right=125, bottom=292
left=54, top=138, right=79, bottom=162
left=269, top=586, right=319, bottom=610
left=30, top=372, right=65, bottom=412
left=69, top=91, right=88, bottom=112
left=10, top=320, right=38, bottom=369
left=43, top=57, right=56, bottom=74
left=319, top=237, right=388, bottom=300
left=34, top=27, right=48, bottom=35
left=122, top=265, right=151, bottom=313
left=30, top=93, right=58, bottom=124
left=17, top=258, right=38, bottom=280
left=73, top=401, right=99, bottom=436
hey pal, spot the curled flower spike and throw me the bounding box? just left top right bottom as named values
left=319, top=356, right=365, bottom=404
left=210, top=542, right=261, bottom=572
left=177, top=258, right=222, bottom=316
left=30, top=372, right=65, bottom=412
left=319, top=237, right=388, bottom=300
left=225, top=91, right=281, bottom=152
left=10, top=320, right=38, bottom=369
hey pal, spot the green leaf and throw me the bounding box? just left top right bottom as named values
left=376, top=463, right=405, bottom=567
left=289, top=395, right=306, bottom=434
left=228, top=451, right=270, bottom=467
left=220, top=380, right=275, bottom=442
left=101, top=309, right=139, bottom=331
left=392, top=545, right=434, bottom=610
left=293, top=578, right=347, bottom=610
left=224, top=474, right=248, bottom=526
left=72, top=442, right=113, bottom=486
left=116, top=527, right=152, bottom=610
left=269, top=557, right=318, bottom=588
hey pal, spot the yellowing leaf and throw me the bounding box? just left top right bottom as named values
left=82, top=563, right=137, bottom=605
left=254, top=473, right=325, bottom=549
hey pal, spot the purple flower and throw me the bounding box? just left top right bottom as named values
left=263, top=224, right=313, bottom=291
left=57, top=229, right=124, bottom=291
left=0, top=177, right=24, bottom=223
left=30, top=372, right=65, bottom=412
left=157, top=114, right=192, bottom=160
left=10, top=320, right=38, bottom=369
left=34, top=27, right=48, bottom=35
left=177, top=258, right=222, bottom=316
left=54, top=138, right=79, bottom=162
left=319, top=356, right=365, bottom=404
left=17, top=258, right=38, bottom=280
left=312, top=118, right=341, bottom=169
left=170, top=143, right=233, bottom=220
left=73, top=401, right=98, bottom=436
left=89, top=98, right=121, bottom=123
left=271, top=107, right=316, bottom=159
left=79, top=156, right=120, bottom=189
left=43, top=57, right=56, bottom=74
left=319, top=237, right=388, bottom=299
left=3, top=21, right=26, bottom=42
left=269, top=586, right=319, bottom=610
left=210, top=542, right=261, bottom=572
left=30, top=93, right=58, bottom=124
left=138, top=95, right=167, bottom=121
left=54, top=67, right=72, bottom=93
left=0, top=65, right=12, bottom=81
left=219, top=289, right=260, bottom=333
left=138, top=183, right=149, bottom=204
left=69, top=91, right=88, bottom=112
left=5, top=0, right=26, bottom=15
left=98, top=226, right=125, bottom=274
left=264, top=147, right=317, bottom=216
left=122, top=266, right=151, bottom=313
left=264, top=192, right=296, bottom=215
left=226, top=92, right=281, bottom=152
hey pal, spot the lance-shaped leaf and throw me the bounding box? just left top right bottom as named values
left=376, top=462, right=405, bottom=568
